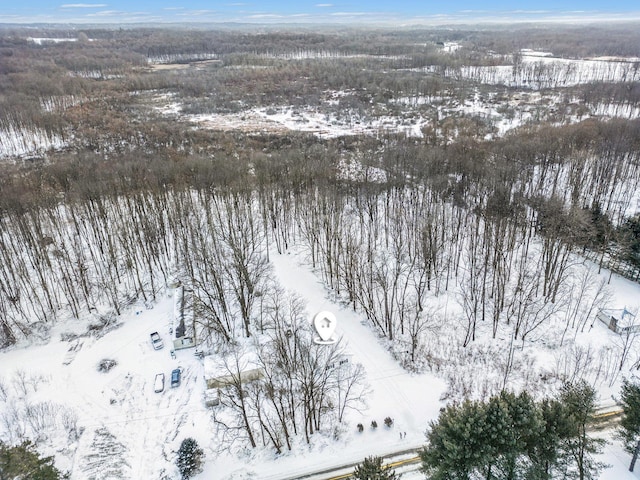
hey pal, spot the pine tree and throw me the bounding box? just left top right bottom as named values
left=528, top=398, right=572, bottom=480
left=496, top=390, right=541, bottom=479
left=176, top=438, right=204, bottom=480
left=558, top=381, right=606, bottom=480
left=0, top=440, right=65, bottom=480
left=421, top=386, right=607, bottom=480
left=420, top=400, right=489, bottom=480
left=619, top=379, right=640, bottom=471
left=484, top=391, right=537, bottom=479
left=353, top=456, right=398, bottom=480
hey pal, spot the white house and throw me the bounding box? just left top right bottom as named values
left=596, top=308, right=639, bottom=335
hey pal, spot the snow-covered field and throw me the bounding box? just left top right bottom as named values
left=148, top=65, right=640, bottom=145
left=1, top=242, right=640, bottom=479
left=429, top=51, right=640, bottom=89
left=188, top=106, right=427, bottom=139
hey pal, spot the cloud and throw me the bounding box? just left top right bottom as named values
left=330, top=11, right=373, bottom=16
left=508, top=10, right=553, bottom=14
left=315, top=3, right=333, bottom=7
left=248, top=13, right=284, bottom=18
left=176, top=10, right=217, bottom=16
left=60, top=3, right=108, bottom=8
left=87, top=9, right=148, bottom=17
left=60, top=3, right=107, bottom=8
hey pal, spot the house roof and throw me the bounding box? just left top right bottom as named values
left=601, top=308, right=637, bottom=329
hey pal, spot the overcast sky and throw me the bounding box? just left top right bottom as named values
left=2, top=0, right=640, bottom=24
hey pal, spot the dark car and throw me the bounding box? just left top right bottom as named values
left=171, top=368, right=181, bottom=387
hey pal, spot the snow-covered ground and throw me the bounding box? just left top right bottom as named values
left=27, top=37, right=78, bottom=45
left=429, top=52, right=640, bottom=89
left=3, top=44, right=640, bottom=479
left=0, top=123, right=66, bottom=158
left=0, top=246, right=443, bottom=479
left=184, top=106, right=427, bottom=139
left=0, top=295, right=211, bottom=478
left=1, top=243, right=640, bottom=479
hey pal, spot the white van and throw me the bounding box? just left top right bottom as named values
left=154, top=373, right=165, bottom=393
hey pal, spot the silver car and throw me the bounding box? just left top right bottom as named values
left=150, top=332, right=164, bottom=350
left=154, top=373, right=165, bottom=393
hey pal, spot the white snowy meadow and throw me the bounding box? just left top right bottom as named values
left=1, top=243, right=639, bottom=478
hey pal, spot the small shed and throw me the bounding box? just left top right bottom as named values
left=205, top=368, right=265, bottom=389
left=597, top=308, right=639, bottom=335
left=204, top=389, right=220, bottom=407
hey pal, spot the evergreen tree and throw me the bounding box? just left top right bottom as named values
left=420, top=400, right=489, bottom=480
left=353, top=456, right=398, bottom=480
left=619, top=215, right=640, bottom=270
left=527, top=398, right=571, bottom=480
left=421, top=388, right=606, bottom=480
left=558, top=381, right=606, bottom=480
left=483, top=393, right=514, bottom=479
left=487, top=391, right=540, bottom=480
left=619, top=379, right=640, bottom=471
left=176, top=438, right=204, bottom=480
left=0, top=440, right=65, bottom=480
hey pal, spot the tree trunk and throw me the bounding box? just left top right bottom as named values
left=630, top=439, right=640, bottom=472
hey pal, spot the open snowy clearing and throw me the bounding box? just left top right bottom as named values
left=1, top=243, right=640, bottom=479
left=0, top=246, right=444, bottom=479
left=428, top=52, right=640, bottom=89
left=188, top=107, right=428, bottom=139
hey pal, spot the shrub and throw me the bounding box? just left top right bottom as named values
left=357, top=423, right=364, bottom=433
left=97, top=359, right=117, bottom=373
left=371, top=420, right=378, bottom=429
left=384, top=417, right=393, bottom=428
left=177, top=437, right=204, bottom=479
left=354, top=456, right=398, bottom=479
left=0, top=440, right=65, bottom=479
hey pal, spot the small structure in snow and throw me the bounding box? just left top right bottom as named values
left=204, top=389, right=220, bottom=407
left=203, top=353, right=265, bottom=408
left=596, top=308, right=639, bottom=334
left=172, top=284, right=196, bottom=350
left=206, top=368, right=265, bottom=389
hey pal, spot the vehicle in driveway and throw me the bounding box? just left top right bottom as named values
left=150, top=331, right=164, bottom=350
left=154, top=373, right=165, bottom=393
left=171, top=368, right=181, bottom=387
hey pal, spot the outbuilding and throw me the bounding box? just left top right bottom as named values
left=596, top=307, right=639, bottom=334
left=172, top=283, right=197, bottom=350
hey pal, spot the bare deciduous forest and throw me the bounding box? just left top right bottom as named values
left=2, top=24, right=640, bottom=470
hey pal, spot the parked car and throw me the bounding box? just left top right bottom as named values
left=154, top=373, right=165, bottom=393
left=150, top=331, right=164, bottom=350
left=171, top=368, right=181, bottom=388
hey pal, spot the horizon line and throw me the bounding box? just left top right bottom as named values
left=2, top=10, right=640, bottom=27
